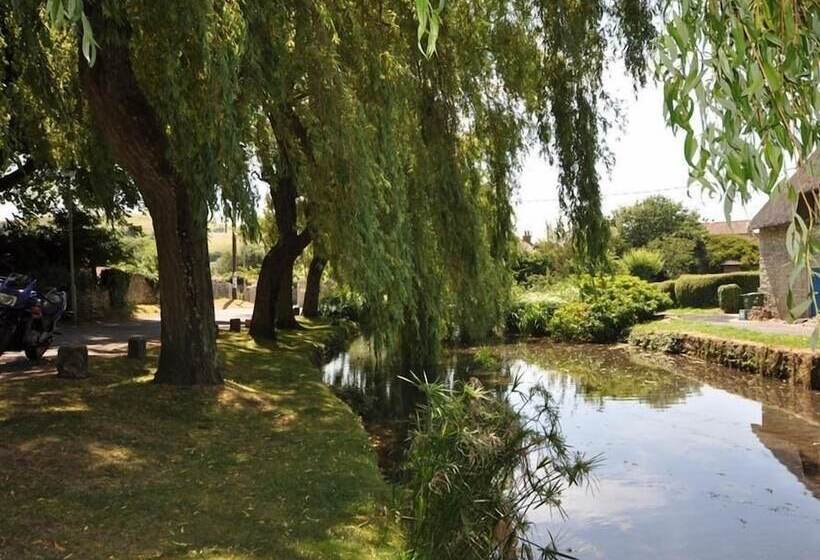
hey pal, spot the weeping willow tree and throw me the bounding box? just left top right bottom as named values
left=240, top=1, right=659, bottom=368
left=4, top=1, right=258, bottom=384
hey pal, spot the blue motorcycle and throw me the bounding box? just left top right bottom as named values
left=0, top=274, right=66, bottom=361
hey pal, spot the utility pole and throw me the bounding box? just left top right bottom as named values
left=62, top=170, right=78, bottom=324
left=231, top=224, right=238, bottom=300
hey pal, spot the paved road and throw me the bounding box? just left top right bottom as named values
left=0, top=305, right=254, bottom=379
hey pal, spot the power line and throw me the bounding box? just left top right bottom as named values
left=519, top=185, right=689, bottom=204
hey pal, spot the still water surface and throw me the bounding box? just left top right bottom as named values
left=323, top=339, right=820, bottom=559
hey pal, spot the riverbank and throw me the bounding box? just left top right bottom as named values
left=630, top=324, right=820, bottom=390
left=0, top=322, right=403, bottom=559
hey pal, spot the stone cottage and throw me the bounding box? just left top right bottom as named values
left=748, top=153, right=820, bottom=318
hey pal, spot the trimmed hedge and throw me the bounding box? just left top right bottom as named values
left=674, top=272, right=759, bottom=308
left=653, top=280, right=677, bottom=306
left=717, top=283, right=742, bottom=313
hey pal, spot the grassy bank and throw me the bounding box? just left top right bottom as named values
left=0, top=322, right=403, bottom=559
left=633, top=318, right=812, bottom=349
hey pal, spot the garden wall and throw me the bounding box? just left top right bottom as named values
left=629, top=331, right=820, bottom=390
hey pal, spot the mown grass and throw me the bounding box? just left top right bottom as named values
left=633, top=317, right=813, bottom=349
left=0, top=323, right=403, bottom=559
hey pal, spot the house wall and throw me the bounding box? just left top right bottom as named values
left=758, top=224, right=811, bottom=319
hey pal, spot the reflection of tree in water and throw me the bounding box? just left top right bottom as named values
left=501, top=342, right=700, bottom=409
left=752, top=405, right=820, bottom=499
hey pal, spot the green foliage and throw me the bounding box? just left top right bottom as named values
left=319, top=288, right=365, bottom=323
left=646, top=234, right=707, bottom=278
left=99, top=268, right=131, bottom=309
left=622, top=248, right=664, bottom=281
left=508, top=275, right=670, bottom=342
left=717, top=283, right=742, bottom=314
left=674, top=272, right=760, bottom=308
left=653, top=279, right=677, bottom=306
left=112, top=225, right=158, bottom=280
left=612, top=196, right=707, bottom=249
left=0, top=211, right=131, bottom=288
left=212, top=243, right=266, bottom=276
left=548, top=275, right=671, bottom=342
left=511, top=240, right=575, bottom=286
left=405, top=378, right=593, bottom=560
left=705, top=235, right=759, bottom=272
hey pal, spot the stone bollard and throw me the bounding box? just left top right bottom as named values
left=229, top=318, right=242, bottom=332
left=57, top=345, right=89, bottom=379
left=128, top=336, right=147, bottom=360
left=244, top=319, right=252, bottom=330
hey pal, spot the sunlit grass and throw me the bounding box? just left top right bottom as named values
left=633, top=318, right=812, bottom=349
left=0, top=324, right=402, bottom=559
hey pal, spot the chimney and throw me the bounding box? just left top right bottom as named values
left=522, top=230, right=532, bottom=245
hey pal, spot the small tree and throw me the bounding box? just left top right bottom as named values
left=611, top=196, right=707, bottom=250
left=705, top=235, right=759, bottom=272
left=622, top=248, right=664, bottom=281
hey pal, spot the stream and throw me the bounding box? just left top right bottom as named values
left=322, top=338, right=820, bottom=560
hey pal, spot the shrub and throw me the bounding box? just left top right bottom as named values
left=674, top=272, right=760, bottom=308
left=548, top=275, right=671, bottom=342
left=622, top=248, right=664, bottom=281
left=646, top=234, right=708, bottom=277
left=318, top=289, right=365, bottom=321
left=653, top=279, right=677, bottom=306
left=505, top=298, right=561, bottom=336
left=405, top=379, right=593, bottom=560
left=717, top=283, right=742, bottom=313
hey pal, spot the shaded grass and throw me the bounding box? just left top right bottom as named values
left=0, top=322, right=403, bottom=559
left=633, top=318, right=812, bottom=350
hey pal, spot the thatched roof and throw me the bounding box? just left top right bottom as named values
left=703, top=220, right=751, bottom=235
left=749, top=152, right=820, bottom=231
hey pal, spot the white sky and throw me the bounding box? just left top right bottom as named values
left=514, top=68, right=770, bottom=241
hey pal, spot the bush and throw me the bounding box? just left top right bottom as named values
left=717, top=283, right=742, bottom=313
left=646, top=234, right=708, bottom=278
left=318, top=289, right=365, bottom=321
left=674, top=272, right=760, bottom=308
left=653, top=279, right=677, bottom=306
left=548, top=275, right=671, bottom=342
left=622, top=248, right=664, bottom=281
left=505, top=298, right=561, bottom=336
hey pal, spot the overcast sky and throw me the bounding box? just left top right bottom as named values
left=514, top=68, right=770, bottom=240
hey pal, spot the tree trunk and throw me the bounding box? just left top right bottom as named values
left=275, top=255, right=299, bottom=329
left=302, top=256, right=326, bottom=318
left=78, top=12, right=220, bottom=385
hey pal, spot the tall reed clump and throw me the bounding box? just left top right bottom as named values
left=403, top=378, right=595, bottom=560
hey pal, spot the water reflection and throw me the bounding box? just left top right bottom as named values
left=323, top=339, right=820, bottom=559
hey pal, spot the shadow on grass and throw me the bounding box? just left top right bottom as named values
left=0, top=328, right=401, bottom=560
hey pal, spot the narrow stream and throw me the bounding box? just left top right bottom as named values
left=322, top=338, right=820, bottom=560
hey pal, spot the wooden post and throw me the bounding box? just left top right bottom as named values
left=229, top=318, right=242, bottom=332
left=128, top=335, right=147, bottom=359
left=57, top=345, right=89, bottom=379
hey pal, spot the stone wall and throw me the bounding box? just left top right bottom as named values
left=125, top=274, right=159, bottom=304
left=629, top=331, right=820, bottom=390
left=758, top=224, right=810, bottom=319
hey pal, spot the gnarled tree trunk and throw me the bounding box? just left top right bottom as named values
left=302, top=256, right=325, bottom=318
left=79, top=13, right=220, bottom=385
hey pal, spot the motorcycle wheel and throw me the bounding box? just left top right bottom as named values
left=24, top=344, right=48, bottom=362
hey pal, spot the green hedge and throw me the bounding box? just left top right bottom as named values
left=652, top=280, right=677, bottom=306
left=717, top=283, right=742, bottom=313
left=674, top=272, right=759, bottom=308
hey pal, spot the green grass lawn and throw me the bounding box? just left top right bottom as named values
left=633, top=318, right=813, bottom=350
left=0, top=323, right=403, bottom=559
left=662, top=307, right=723, bottom=316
